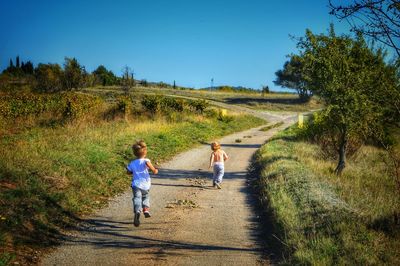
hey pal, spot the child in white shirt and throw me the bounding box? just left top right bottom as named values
left=127, top=140, right=158, bottom=227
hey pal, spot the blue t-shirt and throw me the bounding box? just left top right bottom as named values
left=127, top=158, right=151, bottom=190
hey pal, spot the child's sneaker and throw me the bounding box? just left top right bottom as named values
left=134, top=212, right=141, bottom=227
left=143, top=207, right=151, bottom=218
left=216, top=183, right=222, bottom=189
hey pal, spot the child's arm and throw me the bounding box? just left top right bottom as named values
left=209, top=153, right=214, bottom=169
left=126, top=166, right=133, bottom=175
left=223, top=151, right=229, bottom=161
left=146, top=161, right=159, bottom=174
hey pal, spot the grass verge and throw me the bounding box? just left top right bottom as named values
left=259, top=122, right=284, bottom=132
left=0, top=113, right=264, bottom=264
left=254, top=126, right=400, bottom=265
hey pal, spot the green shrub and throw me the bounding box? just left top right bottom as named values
left=160, top=97, right=185, bottom=112
left=116, top=96, right=132, bottom=117
left=141, top=95, right=160, bottom=114
left=142, top=95, right=189, bottom=115
left=61, top=93, right=102, bottom=120
left=0, top=92, right=62, bottom=118
left=188, top=99, right=209, bottom=114
left=0, top=92, right=102, bottom=120
left=204, top=108, right=219, bottom=118
left=217, top=114, right=234, bottom=123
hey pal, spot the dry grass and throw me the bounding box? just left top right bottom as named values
left=255, top=126, right=400, bottom=265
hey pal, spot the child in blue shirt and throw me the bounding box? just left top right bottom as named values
left=126, top=140, right=158, bottom=227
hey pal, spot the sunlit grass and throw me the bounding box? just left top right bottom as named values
left=255, top=127, right=400, bottom=265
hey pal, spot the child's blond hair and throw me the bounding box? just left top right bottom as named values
left=211, top=141, right=220, bottom=151
left=132, top=140, right=147, bottom=157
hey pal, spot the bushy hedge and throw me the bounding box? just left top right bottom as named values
left=188, top=99, right=209, bottom=113
left=62, top=93, right=102, bottom=119
left=141, top=95, right=208, bottom=115
left=0, top=92, right=102, bottom=119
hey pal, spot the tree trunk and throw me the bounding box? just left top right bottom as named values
left=335, top=132, right=347, bottom=175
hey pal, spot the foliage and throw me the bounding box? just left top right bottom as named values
left=329, top=0, right=400, bottom=57
left=2, top=56, right=34, bottom=77
left=139, top=79, right=148, bottom=87
left=188, top=99, right=209, bottom=114
left=299, top=112, right=363, bottom=159
left=0, top=92, right=101, bottom=120
left=62, top=93, right=102, bottom=120
left=116, top=95, right=132, bottom=117
left=141, top=95, right=197, bottom=115
left=296, top=25, right=399, bottom=174
left=261, top=85, right=270, bottom=96
left=141, top=95, right=161, bottom=114
left=274, top=55, right=312, bottom=101
left=160, top=97, right=186, bottom=112
left=121, top=66, right=135, bottom=94
left=35, top=63, right=63, bottom=92
left=63, top=57, right=86, bottom=90
left=92, top=65, right=117, bottom=86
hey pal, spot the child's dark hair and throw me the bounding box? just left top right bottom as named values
left=132, top=140, right=147, bottom=157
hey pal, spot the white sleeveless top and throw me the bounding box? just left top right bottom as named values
left=127, top=158, right=151, bottom=190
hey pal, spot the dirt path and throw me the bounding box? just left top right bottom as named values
left=41, top=108, right=296, bottom=266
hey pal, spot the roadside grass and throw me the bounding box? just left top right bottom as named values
left=0, top=104, right=264, bottom=264
left=259, top=122, right=284, bottom=132
left=233, top=97, right=323, bottom=112
left=255, top=126, right=400, bottom=265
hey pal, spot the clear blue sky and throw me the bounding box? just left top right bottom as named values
left=0, top=0, right=350, bottom=91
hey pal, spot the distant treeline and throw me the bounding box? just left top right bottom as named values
left=0, top=56, right=193, bottom=92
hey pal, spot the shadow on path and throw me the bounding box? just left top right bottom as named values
left=155, top=168, right=247, bottom=181
left=64, top=218, right=262, bottom=260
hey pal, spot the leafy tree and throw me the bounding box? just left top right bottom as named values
left=121, top=66, right=135, bottom=95
left=261, top=85, right=270, bottom=96
left=329, top=0, right=400, bottom=57
left=63, top=57, right=85, bottom=90
left=21, top=61, right=34, bottom=75
left=35, top=63, right=63, bottom=92
left=140, top=79, right=148, bottom=87
left=274, top=55, right=312, bottom=101
left=93, top=65, right=117, bottom=86
left=83, top=73, right=96, bottom=88
left=298, top=25, right=399, bottom=174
